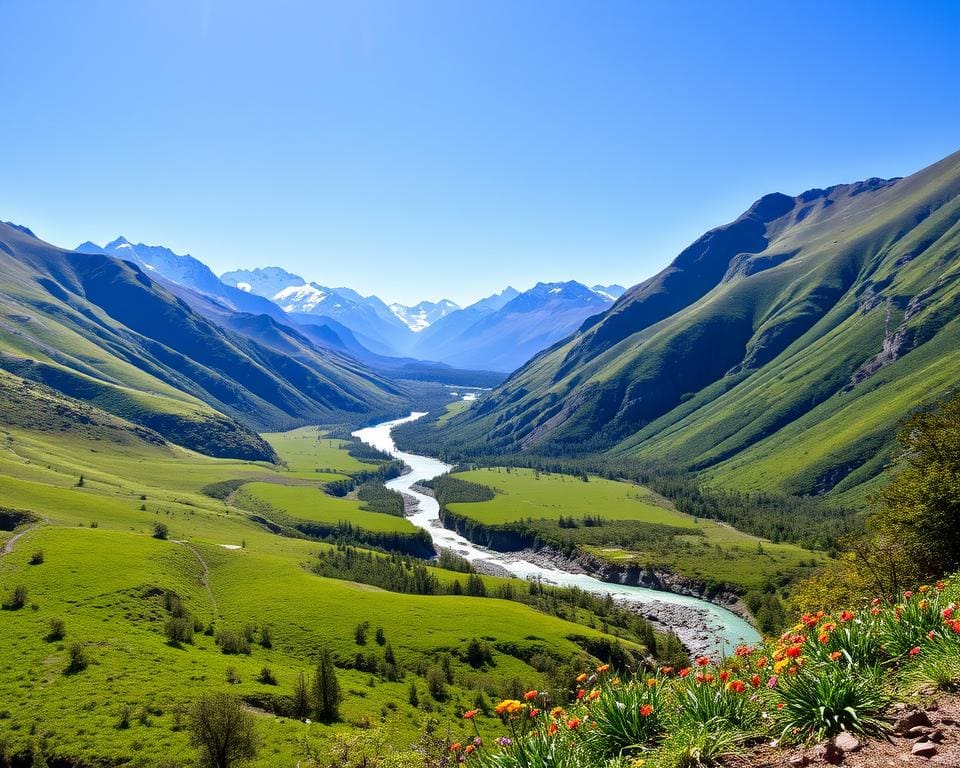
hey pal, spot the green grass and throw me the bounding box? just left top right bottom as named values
left=263, top=425, right=375, bottom=476
left=0, top=414, right=627, bottom=766
left=446, top=468, right=824, bottom=591
left=239, top=482, right=419, bottom=534
left=438, top=400, right=472, bottom=425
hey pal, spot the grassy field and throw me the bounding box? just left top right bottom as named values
left=437, top=400, right=472, bottom=426
left=0, top=416, right=632, bottom=767
left=240, top=482, right=419, bottom=534
left=262, top=425, right=375, bottom=477
left=446, top=468, right=825, bottom=591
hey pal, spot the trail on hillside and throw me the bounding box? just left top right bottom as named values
left=175, top=540, right=218, bottom=614
left=1, top=524, right=38, bottom=558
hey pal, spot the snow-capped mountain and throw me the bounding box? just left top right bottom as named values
left=410, top=281, right=614, bottom=371
left=591, top=284, right=627, bottom=301
left=221, top=266, right=305, bottom=298
left=389, top=299, right=460, bottom=332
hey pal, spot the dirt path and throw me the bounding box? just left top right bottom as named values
left=174, top=540, right=218, bottom=614
left=0, top=524, right=38, bottom=557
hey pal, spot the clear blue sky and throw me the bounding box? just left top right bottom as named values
left=2, top=1, right=959, bottom=305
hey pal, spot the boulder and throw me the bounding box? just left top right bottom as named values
left=911, top=740, right=938, bottom=758
left=893, top=709, right=932, bottom=734
left=834, top=732, right=861, bottom=753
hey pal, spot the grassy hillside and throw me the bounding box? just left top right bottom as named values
left=0, top=221, right=409, bottom=460
left=431, top=149, right=960, bottom=501
left=0, top=384, right=656, bottom=767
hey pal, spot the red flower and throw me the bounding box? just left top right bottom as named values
left=463, top=709, right=479, bottom=720
left=840, top=611, right=855, bottom=622
left=576, top=689, right=586, bottom=700
left=695, top=656, right=711, bottom=666
left=909, top=646, right=921, bottom=657
left=523, top=690, right=538, bottom=701
left=679, top=667, right=691, bottom=678
left=639, top=704, right=654, bottom=717
left=719, top=670, right=730, bottom=683
left=567, top=717, right=581, bottom=730
left=785, top=645, right=802, bottom=659
left=750, top=674, right=761, bottom=688
left=727, top=680, right=746, bottom=693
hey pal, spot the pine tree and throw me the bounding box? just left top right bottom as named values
left=311, top=648, right=342, bottom=723
left=291, top=671, right=310, bottom=719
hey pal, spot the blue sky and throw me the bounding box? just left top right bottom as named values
left=2, top=1, right=959, bottom=305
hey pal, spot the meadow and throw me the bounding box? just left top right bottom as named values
left=444, top=468, right=825, bottom=592
left=0, top=418, right=639, bottom=767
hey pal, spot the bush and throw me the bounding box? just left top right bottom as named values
left=65, top=642, right=88, bottom=674
left=46, top=618, right=66, bottom=642
left=257, top=667, right=278, bottom=686
left=773, top=663, right=890, bottom=742
left=258, top=626, right=272, bottom=649
left=225, top=667, right=241, bottom=685
left=425, top=665, right=448, bottom=701
left=216, top=629, right=252, bottom=655
left=153, top=522, right=170, bottom=540
left=28, top=550, right=44, bottom=565
left=165, top=616, right=195, bottom=646
left=187, top=692, right=259, bottom=768
left=4, top=585, right=28, bottom=610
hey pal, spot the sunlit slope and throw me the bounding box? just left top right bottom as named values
left=442, top=149, right=960, bottom=499
left=0, top=221, right=407, bottom=460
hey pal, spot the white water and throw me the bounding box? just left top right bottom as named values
left=353, top=412, right=760, bottom=655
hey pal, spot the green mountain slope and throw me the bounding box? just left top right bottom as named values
left=437, top=149, right=960, bottom=500
left=0, top=222, right=409, bottom=460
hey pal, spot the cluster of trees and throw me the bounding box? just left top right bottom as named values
left=313, top=546, right=489, bottom=597
left=796, top=391, right=960, bottom=610
left=355, top=483, right=405, bottom=517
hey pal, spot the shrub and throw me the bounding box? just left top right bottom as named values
left=773, top=663, right=890, bottom=742
left=4, top=585, right=28, bottom=610
left=28, top=550, right=44, bottom=565
left=165, top=616, right=195, bottom=646
left=65, top=642, right=88, bottom=674
left=46, top=618, right=66, bottom=642
left=216, top=629, right=252, bottom=655
left=187, top=692, right=259, bottom=768
left=425, top=665, right=448, bottom=701
left=258, top=626, right=272, bottom=649
left=647, top=719, right=745, bottom=768
left=152, top=522, right=170, bottom=540
left=225, top=667, right=241, bottom=685
left=257, top=667, right=277, bottom=686
left=354, top=621, right=369, bottom=645
left=117, top=705, right=132, bottom=730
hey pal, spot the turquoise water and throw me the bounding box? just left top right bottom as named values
left=354, top=412, right=761, bottom=655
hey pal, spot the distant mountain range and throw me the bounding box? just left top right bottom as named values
left=74, top=255, right=622, bottom=371
left=429, top=149, right=960, bottom=503
left=1, top=224, right=412, bottom=462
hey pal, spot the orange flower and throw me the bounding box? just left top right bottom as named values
left=463, top=709, right=479, bottom=719
left=450, top=743, right=462, bottom=752
left=639, top=704, right=654, bottom=717
left=596, top=663, right=611, bottom=673
left=819, top=633, right=830, bottom=645
left=829, top=651, right=842, bottom=661
left=576, top=673, right=588, bottom=683
left=756, top=656, right=768, bottom=669
left=567, top=717, right=581, bottom=730
left=679, top=667, right=691, bottom=678
left=727, top=680, right=746, bottom=693
left=523, top=690, right=538, bottom=701
left=550, top=706, right=566, bottom=720
left=647, top=678, right=658, bottom=687
left=465, top=745, right=475, bottom=755
left=660, top=666, right=674, bottom=675
left=734, top=645, right=753, bottom=657
left=695, top=656, right=711, bottom=666
left=839, top=611, right=855, bottom=622
left=548, top=722, right=558, bottom=735
left=588, top=689, right=600, bottom=701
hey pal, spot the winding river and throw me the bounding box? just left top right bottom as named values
left=354, top=412, right=760, bottom=656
